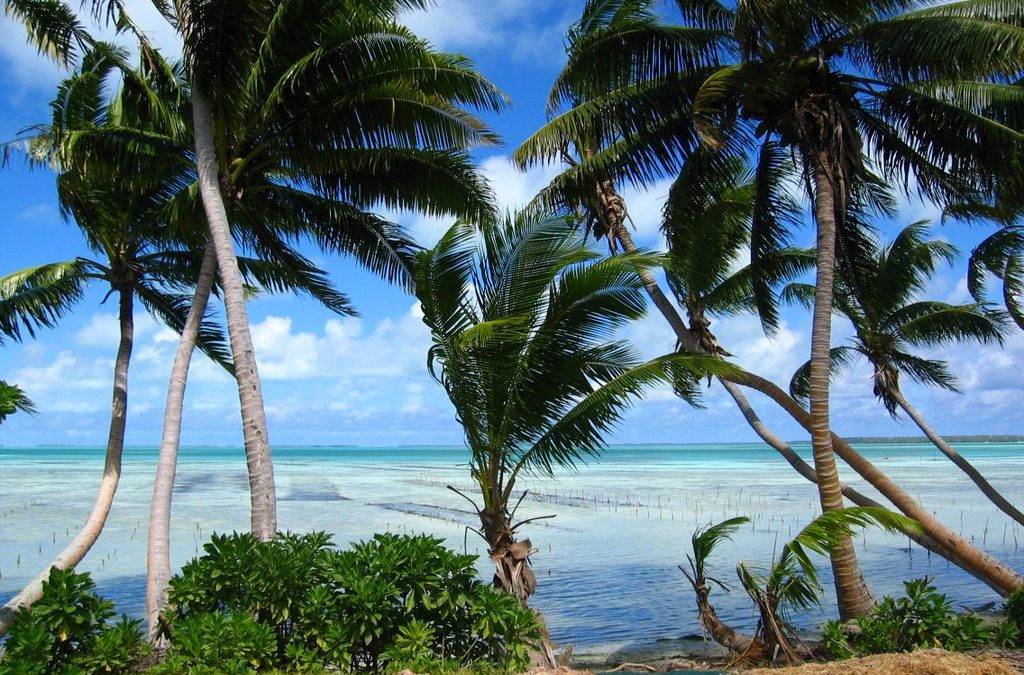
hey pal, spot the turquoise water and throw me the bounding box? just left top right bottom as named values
left=2, top=442, right=1023, bottom=653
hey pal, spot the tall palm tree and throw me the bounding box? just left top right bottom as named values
left=789, top=222, right=1023, bottom=526
left=0, top=45, right=359, bottom=635
left=415, top=212, right=732, bottom=607
left=0, top=55, right=233, bottom=632
left=153, top=0, right=506, bottom=542
left=0, top=380, right=37, bottom=424
left=520, top=0, right=1024, bottom=617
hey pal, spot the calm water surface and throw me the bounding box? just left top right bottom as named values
left=2, top=442, right=1023, bottom=652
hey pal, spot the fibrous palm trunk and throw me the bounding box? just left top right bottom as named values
left=146, top=242, right=217, bottom=641
left=480, top=507, right=537, bottom=605
left=891, top=388, right=1024, bottom=527
left=807, top=151, right=875, bottom=619
left=191, top=83, right=277, bottom=541
left=0, top=287, right=134, bottom=635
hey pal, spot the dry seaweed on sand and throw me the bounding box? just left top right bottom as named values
left=743, top=648, right=1020, bottom=675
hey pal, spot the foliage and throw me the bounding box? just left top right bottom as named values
left=789, top=222, right=1007, bottom=414
left=0, top=567, right=147, bottom=675
left=822, top=578, right=994, bottom=658
left=995, top=586, right=1024, bottom=648
left=683, top=507, right=918, bottom=661
left=159, top=531, right=541, bottom=673
left=0, top=380, right=37, bottom=424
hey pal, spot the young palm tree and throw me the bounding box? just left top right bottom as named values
left=520, top=0, right=1024, bottom=617
left=152, top=0, right=507, bottom=542
left=0, top=380, right=37, bottom=424
left=682, top=507, right=916, bottom=664
left=415, top=212, right=732, bottom=606
left=789, top=222, right=1022, bottom=526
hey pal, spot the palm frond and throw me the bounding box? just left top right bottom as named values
left=135, top=284, right=234, bottom=373
left=789, top=346, right=858, bottom=405
left=0, top=260, right=94, bottom=342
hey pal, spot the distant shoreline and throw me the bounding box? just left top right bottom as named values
left=790, top=435, right=1024, bottom=444
left=3, top=436, right=1024, bottom=450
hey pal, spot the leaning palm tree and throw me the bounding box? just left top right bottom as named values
left=415, top=212, right=732, bottom=607
left=521, top=0, right=1024, bottom=617
left=789, top=222, right=1022, bottom=526
left=0, top=132, right=231, bottom=636
left=0, top=380, right=37, bottom=424
left=148, top=0, right=507, bottom=542
left=0, top=45, right=357, bottom=636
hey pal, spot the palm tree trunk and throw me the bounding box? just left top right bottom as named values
left=191, top=83, right=277, bottom=541
left=733, top=368, right=1024, bottom=595
left=145, top=242, right=217, bottom=642
left=892, top=389, right=1024, bottom=527
left=480, top=507, right=538, bottom=605
left=598, top=180, right=1022, bottom=598
left=690, top=575, right=769, bottom=661
left=807, top=152, right=875, bottom=619
left=602, top=176, right=869, bottom=615
left=0, top=287, right=134, bottom=635
left=719, top=378, right=949, bottom=558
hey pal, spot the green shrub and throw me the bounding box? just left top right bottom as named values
left=822, top=577, right=993, bottom=658
left=161, top=531, right=542, bottom=673
left=0, top=567, right=147, bottom=675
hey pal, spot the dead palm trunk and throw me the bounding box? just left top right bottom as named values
left=596, top=177, right=872, bottom=616
left=735, top=368, right=1024, bottom=595
left=0, top=287, right=134, bottom=635
left=890, top=388, right=1024, bottom=527
left=191, top=83, right=277, bottom=541
left=806, top=150, right=875, bottom=618
left=145, top=242, right=217, bottom=641
left=719, top=378, right=951, bottom=558
left=595, top=180, right=1022, bottom=598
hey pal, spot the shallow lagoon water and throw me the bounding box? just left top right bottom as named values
left=2, top=442, right=1024, bottom=654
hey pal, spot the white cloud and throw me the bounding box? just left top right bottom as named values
left=75, top=313, right=121, bottom=348
left=401, top=0, right=576, bottom=67
left=248, top=302, right=431, bottom=383
left=0, top=0, right=181, bottom=97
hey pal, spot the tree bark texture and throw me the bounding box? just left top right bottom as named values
left=0, top=288, right=134, bottom=635
left=146, top=242, right=217, bottom=641
left=191, top=83, right=277, bottom=541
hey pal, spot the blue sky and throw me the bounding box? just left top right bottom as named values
left=1, top=0, right=1022, bottom=448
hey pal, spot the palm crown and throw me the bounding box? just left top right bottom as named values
left=790, top=222, right=1008, bottom=414
left=415, top=212, right=733, bottom=602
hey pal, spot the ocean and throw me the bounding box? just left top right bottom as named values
left=2, top=442, right=1023, bottom=653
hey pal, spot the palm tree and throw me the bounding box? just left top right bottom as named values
left=942, top=201, right=1024, bottom=332
left=0, top=380, right=37, bottom=424
left=788, top=222, right=1023, bottom=527
left=152, top=0, right=507, bottom=542
left=681, top=507, right=916, bottom=664
left=520, top=0, right=1024, bottom=617
left=0, top=45, right=360, bottom=636
left=415, top=212, right=732, bottom=608
left=0, top=56, right=233, bottom=632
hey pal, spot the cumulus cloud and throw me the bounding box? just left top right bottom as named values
left=401, top=0, right=576, bottom=67
left=1, top=0, right=181, bottom=97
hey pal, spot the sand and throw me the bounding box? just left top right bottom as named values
left=744, top=648, right=1021, bottom=675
